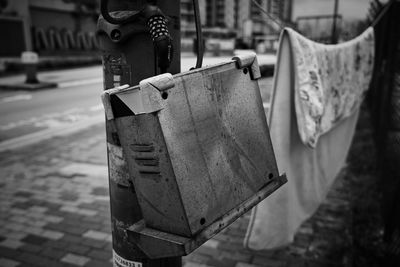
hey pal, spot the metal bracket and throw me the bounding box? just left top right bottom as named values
left=97, top=13, right=148, bottom=43
left=101, top=84, right=130, bottom=120
left=101, top=73, right=174, bottom=119
left=139, top=72, right=175, bottom=92
left=126, top=174, right=287, bottom=259
left=133, top=73, right=174, bottom=114
left=232, top=53, right=261, bottom=80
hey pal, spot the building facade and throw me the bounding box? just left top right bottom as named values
left=181, top=0, right=293, bottom=38
left=0, top=0, right=293, bottom=58
left=0, top=0, right=99, bottom=57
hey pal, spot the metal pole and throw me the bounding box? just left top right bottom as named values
left=97, top=0, right=181, bottom=266
left=331, top=0, right=339, bottom=44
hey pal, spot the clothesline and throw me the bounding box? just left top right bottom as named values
left=251, top=0, right=394, bottom=36
left=371, top=0, right=395, bottom=27
left=250, top=0, right=285, bottom=31
left=245, top=25, right=375, bottom=250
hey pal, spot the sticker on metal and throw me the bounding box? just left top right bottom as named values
left=113, top=250, right=143, bottom=267
left=107, top=142, right=131, bottom=186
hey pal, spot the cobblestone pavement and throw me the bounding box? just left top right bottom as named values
left=0, top=77, right=366, bottom=267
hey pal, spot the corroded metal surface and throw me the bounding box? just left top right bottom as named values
left=102, top=54, right=285, bottom=257
left=126, top=175, right=287, bottom=259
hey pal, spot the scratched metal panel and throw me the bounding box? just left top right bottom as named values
left=114, top=115, right=192, bottom=237
left=110, top=60, right=279, bottom=237
left=158, top=61, right=278, bottom=235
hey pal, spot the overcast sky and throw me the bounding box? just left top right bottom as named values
left=292, top=0, right=379, bottom=20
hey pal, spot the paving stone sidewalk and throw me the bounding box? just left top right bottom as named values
left=0, top=77, right=367, bottom=267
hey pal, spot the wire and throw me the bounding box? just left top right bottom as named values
left=370, top=0, right=395, bottom=28
left=192, top=0, right=203, bottom=69
left=251, top=0, right=285, bottom=31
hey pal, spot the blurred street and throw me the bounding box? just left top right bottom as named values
left=0, top=0, right=394, bottom=265
left=0, top=54, right=275, bottom=149
left=0, top=51, right=385, bottom=267
left=0, top=71, right=367, bottom=267
left=0, top=66, right=103, bottom=143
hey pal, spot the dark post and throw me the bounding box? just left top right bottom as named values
left=331, top=0, right=339, bottom=44
left=25, top=64, right=39, bottom=84
left=96, top=0, right=181, bottom=266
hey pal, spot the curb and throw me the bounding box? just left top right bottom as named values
left=0, top=77, right=103, bottom=91
left=0, top=55, right=101, bottom=75
left=0, top=81, right=58, bottom=91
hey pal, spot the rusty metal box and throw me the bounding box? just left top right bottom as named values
left=102, top=53, right=286, bottom=258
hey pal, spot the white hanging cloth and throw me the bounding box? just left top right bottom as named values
left=244, top=27, right=375, bottom=250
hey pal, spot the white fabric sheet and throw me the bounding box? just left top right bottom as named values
left=244, top=27, right=374, bottom=250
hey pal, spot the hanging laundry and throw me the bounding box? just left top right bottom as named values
left=291, top=28, right=374, bottom=147
left=244, top=27, right=375, bottom=250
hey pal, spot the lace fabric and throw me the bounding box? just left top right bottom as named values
left=288, top=27, right=375, bottom=147
left=244, top=27, right=375, bottom=250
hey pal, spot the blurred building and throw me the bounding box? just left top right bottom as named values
left=0, top=0, right=99, bottom=57
left=180, top=0, right=293, bottom=53
left=181, top=0, right=293, bottom=38
left=0, top=0, right=293, bottom=59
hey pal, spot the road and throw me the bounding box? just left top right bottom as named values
left=0, top=82, right=103, bottom=142
left=0, top=55, right=275, bottom=145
